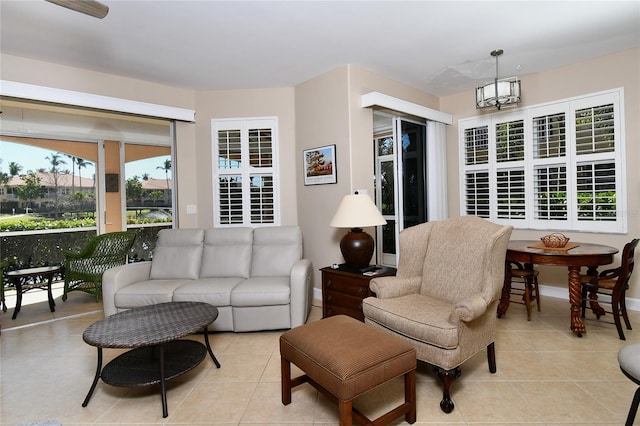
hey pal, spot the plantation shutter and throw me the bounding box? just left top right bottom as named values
left=212, top=118, right=279, bottom=226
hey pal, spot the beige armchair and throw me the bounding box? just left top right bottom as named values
left=362, top=216, right=512, bottom=413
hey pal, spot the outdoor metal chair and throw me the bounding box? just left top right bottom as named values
left=62, top=231, right=136, bottom=302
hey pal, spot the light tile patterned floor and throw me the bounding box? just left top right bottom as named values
left=1, top=293, right=637, bottom=425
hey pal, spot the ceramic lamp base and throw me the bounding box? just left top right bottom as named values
left=340, top=228, right=374, bottom=269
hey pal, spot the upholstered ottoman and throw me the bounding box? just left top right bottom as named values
left=280, top=315, right=416, bottom=425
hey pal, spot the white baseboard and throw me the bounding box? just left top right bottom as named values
left=313, top=285, right=640, bottom=312
left=535, top=284, right=640, bottom=311
left=313, top=288, right=322, bottom=307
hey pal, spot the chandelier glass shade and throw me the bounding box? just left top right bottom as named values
left=476, top=50, right=521, bottom=110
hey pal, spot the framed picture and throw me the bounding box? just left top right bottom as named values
left=303, top=145, right=337, bottom=185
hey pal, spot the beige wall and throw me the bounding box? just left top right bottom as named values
left=193, top=88, right=298, bottom=228
left=440, top=47, right=640, bottom=297
left=295, top=65, right=440, bottom=289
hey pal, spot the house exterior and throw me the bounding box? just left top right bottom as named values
left=0, top=172, right=171, bottom=213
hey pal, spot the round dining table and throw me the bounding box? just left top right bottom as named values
left=498, top=240, right=619, bottom=336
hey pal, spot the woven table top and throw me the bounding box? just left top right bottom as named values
left=83, top=302, right=218, bottom=348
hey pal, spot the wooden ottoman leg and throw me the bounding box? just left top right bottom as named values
left=281, top=356, right=292, bottom=405
left=338, top=399, right=352, bottom=426
left=405, top=369, right=417, bottom=423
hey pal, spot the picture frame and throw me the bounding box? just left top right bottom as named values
left=303, top=144, right=337, bottom=185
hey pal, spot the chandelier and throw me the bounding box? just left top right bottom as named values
left=476, top=49, right=521, bottom=110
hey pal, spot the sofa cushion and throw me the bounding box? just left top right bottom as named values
left=114, top=279, right=188, bottom=308
left=251, top=226, right=302, bottom=277
left=231, top=276, right=290, bottom=307
left=362, top=294, right=459, bottom=350
left=173, top=277, right=245, bottom=306
left=200, top=228, right=253, bottom=278
left=150, top=229, right=204, bottom=280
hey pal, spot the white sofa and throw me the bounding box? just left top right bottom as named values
left=102, top=226, right=313, bottom=332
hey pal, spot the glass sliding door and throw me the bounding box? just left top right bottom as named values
left=374, top=113, right=427, bottom=266
left=396, top=118, right=427, bottom=230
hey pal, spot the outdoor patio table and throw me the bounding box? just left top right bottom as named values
left=3, top=265, right=61, bottom=319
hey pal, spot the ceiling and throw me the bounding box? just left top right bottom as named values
left=1, top=1, right=639, bottom=97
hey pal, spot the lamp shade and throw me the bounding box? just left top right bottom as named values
left=330, top=194, right=386, bottom=270
left=330, top=194, right=387, bottom=228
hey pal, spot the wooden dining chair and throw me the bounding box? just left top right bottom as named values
left=504, top=261, right=540, bottom=321
left=580, top=238, right=638, bottom=340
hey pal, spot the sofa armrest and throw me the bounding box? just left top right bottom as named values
left=450, top=293, right=489, bottom=323
left=289, top=258, right=313, bottom=328
left=102, top=262, right=152, bottom=316
left=369, top=276, right=421, bottom=299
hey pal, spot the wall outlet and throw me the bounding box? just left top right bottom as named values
left=186, top=204, right=197, bottom=215
left=354, top=189, right=368, bottom=195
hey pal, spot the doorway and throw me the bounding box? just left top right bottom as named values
left=374, top=112, right=428, bottom=266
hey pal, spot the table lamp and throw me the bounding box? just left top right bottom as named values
left=330, top=193, right=387, bottom=270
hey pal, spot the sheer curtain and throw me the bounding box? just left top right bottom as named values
left=427, top=120, right=448, bottom=221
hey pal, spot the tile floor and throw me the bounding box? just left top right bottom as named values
left=1, top=290, right=638, bottom=425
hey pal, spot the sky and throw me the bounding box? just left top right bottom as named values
left=0, top=141, right=169, bottom=180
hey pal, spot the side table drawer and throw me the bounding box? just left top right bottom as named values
left=324, top=289, right=368, bottom=314
left=324, top=303, right=365, bottom=322
left=324, top=275, right=369, bottom=297
left=321, top=266, right=396, bottom=322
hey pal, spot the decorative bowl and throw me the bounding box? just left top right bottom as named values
left=541, top=233, right=570, bottom=248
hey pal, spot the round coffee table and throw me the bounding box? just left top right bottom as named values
left=82, top=301, right=221, bottom=418
left=4, top=265, right=61, bottom=319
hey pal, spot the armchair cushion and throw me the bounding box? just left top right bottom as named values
left=364, top=294, right=458, bottom=349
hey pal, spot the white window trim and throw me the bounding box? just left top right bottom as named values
left=211, top=117, right=280, bottom=227
left=459, top=88, right=626, bottom=234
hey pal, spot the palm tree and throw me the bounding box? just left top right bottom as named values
left=0, top=171, right=9, bottom=212
left=8, top=161, right=22, bottom=178
left=157, top=159, right=171, bottom=191
left=65, top=154, right=77, bottom=194
left=76, top=158, right=91, bottom=189
left=45, top=152, right=67, bottom=219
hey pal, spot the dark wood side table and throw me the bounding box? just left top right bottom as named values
left=321, top=266, right=396, bottom=321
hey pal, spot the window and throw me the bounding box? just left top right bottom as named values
left=459, top=89, right=626, bottom=233
left=212, top=117, right=279, bottom=226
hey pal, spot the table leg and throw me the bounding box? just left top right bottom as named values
left=584, top=266, right=606, bottom=318
left=568, top=266, right=586, bottom=336
left=47, top=273, right=56, bottom=313
left=12, top=278, right=22, bottom=320
left=1, top=280, right=6, bottom=313
left=497, top=263, right=512, bottom=318
left=203, top=326, right=221, bottom=368
left=159, top=345, right=168, bottom=418
left=83, top=347, right=103, bottom=407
